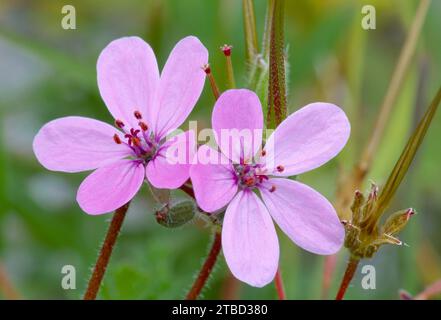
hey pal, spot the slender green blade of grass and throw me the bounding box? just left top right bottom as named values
left=374, top=87, right=441, bottom=218
left=242, top=0, right=258, bottom=67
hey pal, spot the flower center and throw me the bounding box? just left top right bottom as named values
left=113, top=111, right=159, bottom=163
left=234, top=163, right=270, bottom=190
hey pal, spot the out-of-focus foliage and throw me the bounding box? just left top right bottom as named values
left=0, top=0, right=440, bottom=299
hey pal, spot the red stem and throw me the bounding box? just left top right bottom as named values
left=83, top=202, right=129, bottom=300
left=0, top=263, right=21, bottom=299
left=321, top=254, right=338, bottom=299
left=180, top=184, right=195, bottom=199
left=186, top=231, right=222, bottom=300
left=335, top=257, right=359, bottom=300
left=275, top=268, right=286, bottom=300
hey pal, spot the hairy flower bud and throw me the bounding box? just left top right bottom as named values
left=155, top=200, right=196, bottom=228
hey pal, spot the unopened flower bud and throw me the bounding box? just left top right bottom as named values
left=155, top=200, right=196, bottom=228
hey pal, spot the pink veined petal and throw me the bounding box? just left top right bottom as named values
left=97, top=36, right=159, bottom=128
left=260, top=178, right=344, bottom=255
left=33, top=116, right=131, bottom=173
left=212, top=89, right=263, bottom=163
left=262, top=102, right=350, bottom=176
left=154, top=36, right=208, bottom=138
left=222, top=190, right=279, bottom=287
left=146, top=130, right=196, bottom=189
left=189, top=145, right=238, bottom=213
left=77, top=160, right=145, bottom=215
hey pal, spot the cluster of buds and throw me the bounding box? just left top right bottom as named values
left=343, top=183, right=415, bottom=259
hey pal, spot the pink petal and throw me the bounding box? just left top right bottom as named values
left=260, top=178, right=344, bottom=255
left=154, top=36, right=208, bottom=138
left=222, top=190, right=279, bottom=287
left=33, top=116, right=130, bottom=173
left=189, top=145, right=237, bottom=212
left=146, top=130, right=196, bottom=189
left=97, top=36, right=159, bottom=128
left=77, top=160, right=145, bottom=215
left=212, top=89, right=263, bottom=163
left=263, top=103, right=350, bottom=176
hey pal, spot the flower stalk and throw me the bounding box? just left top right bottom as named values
left=335, top=257, right=359, bottom=300
left=83, top=202, right=130, bottom=300
left=186, top=231, right=222, bottom=300
left=275, top=269, right=286, bottom=300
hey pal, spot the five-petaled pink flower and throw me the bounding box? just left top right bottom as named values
left=33, top=36, right=208, bottom=215
left=190, top=89, right=350, bottom=287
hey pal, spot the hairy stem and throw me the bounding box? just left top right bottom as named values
left=321, top=253, right=338, bottom=299
left=267, top=0, right=286, bottom=128
left=275, top=268, right=286, bottom=300
left=83, top=202, right=130, bottom=300
left=186, top=231, right=222, bottom=300
left=335, top=257, right=359, bottom=300
left=180, top=183, right=195, bottom=199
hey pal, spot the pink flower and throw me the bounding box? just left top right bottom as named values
left=33, top=36, right=208, bottom=215
left=190, top=89, right=350, bottom=287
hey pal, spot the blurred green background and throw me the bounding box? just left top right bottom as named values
left=0, top=0, right=440, bottom=299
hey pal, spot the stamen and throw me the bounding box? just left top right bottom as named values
left=220, top=44, right=236, bottom=88
left=202, top=63, right=220, bottom=100
left=130, top=128, right=140, bottom=137
left=202, top=63, right=211, bottom=74
left=113, top=134, right=122, bottom=144
left=276, top=165, right=284, bottom=172
left=261, top=150, right=266, bottom=156
left=220, top=44, right=232, bottom=56
left=139, top=121, right=149, bottom=132
left=134, top=110, right=142, bottom=120
left=269, top=185, right=276, bottom=193
left=115, top=119, right=125, bottom=129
